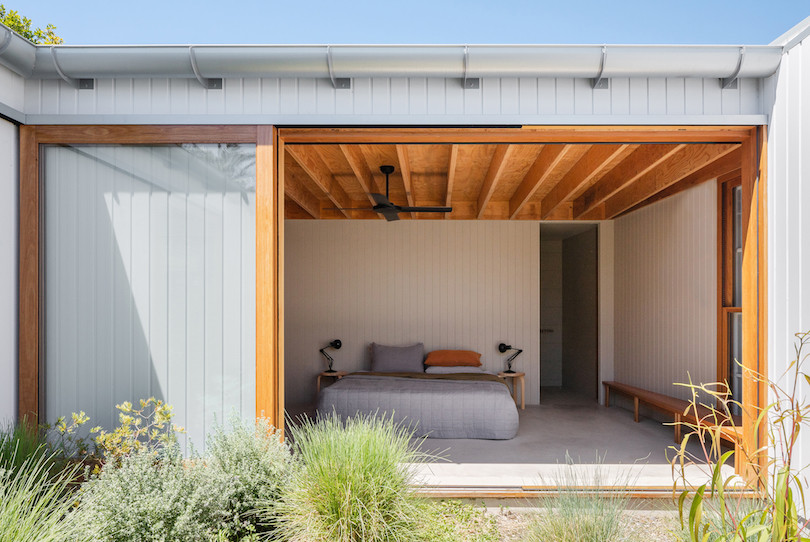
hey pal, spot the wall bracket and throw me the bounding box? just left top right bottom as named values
left=591, top=46, right=610, bottom=89
left=462, top=46, right=480, bottom=89
left=721, top=46, right=745, bottom=89
left=189, top=46, right=223, bottom=89
left=327, top=46, right=352, bottom=89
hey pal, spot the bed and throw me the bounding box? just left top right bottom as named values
left=317, top=371, right=519, bottom=440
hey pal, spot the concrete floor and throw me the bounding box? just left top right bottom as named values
left=287, top=387, right=734, bottom=489
left=411, top=388, right=731, bottom=489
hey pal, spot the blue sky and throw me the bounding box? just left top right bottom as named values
left=10, top=0, right=810, bottom=45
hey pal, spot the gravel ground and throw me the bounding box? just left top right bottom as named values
left=489, top=507, right=684, bottom=541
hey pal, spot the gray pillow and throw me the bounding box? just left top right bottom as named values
left=370, top=342, right=424, bottom=373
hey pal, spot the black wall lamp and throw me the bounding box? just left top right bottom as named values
left=320, top=339, right=342, bottom=373
left=498, top=343, right=523, bottom=374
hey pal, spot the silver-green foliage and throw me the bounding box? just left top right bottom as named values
left=204, top=416, right=294, bottom=540
left=272, top=412, right=431, bottom=542
left=0, top=453, right=83, bottom=542
left=673, top=331, right=810, bottom=542
left=75, top=449, right=225, bottom=542
left=526, top=457, right=636, bottom=542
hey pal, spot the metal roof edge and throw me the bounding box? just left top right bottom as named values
left=0, top=23, right=36, bottom=77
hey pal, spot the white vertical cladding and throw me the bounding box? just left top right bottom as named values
left=766, top=34, right=810, bottom=493
left=284, top=220, right=541, bottom=407
left=0, top=64, right=25, bottom=113
left=42, top=145, right=256, bottom=451
left=614, top=182, right=717, bottom=400
left=0, top=119, right=17, bottom=424
left=598, top=221, right=615, bottom=404
left=23, top=76, right=765, bottom=120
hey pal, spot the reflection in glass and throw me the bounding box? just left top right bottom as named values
left=43, top=144, right=257, bottom=452
left=728, top=312, right=742, bottom=416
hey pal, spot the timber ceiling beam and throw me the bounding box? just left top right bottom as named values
left=539, top=144, right=636, bottom=219
left=572, top=144, right=686, bottom=218
left=396, top=145, right=416, bottom=219
left=286, top=145, right=352, bottom=218
left=619, top=148, right=743, bottom=217
left=278, top=126, right=756, bottom=144
left=477, top=145, right=516, bottom=218
left=508, top=144, right=573, bottom=219
left=445, top=144, right=459, bottom=219
left=284, top=176, right=321, bottom=219
left=604, top=143, right=740, bottom=219
left=339, top=144, right=385, bottom=219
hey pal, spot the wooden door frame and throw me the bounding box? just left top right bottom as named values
left=17, top=125, right=285, bottom=430
left=18, top=124, right=766, bottom=480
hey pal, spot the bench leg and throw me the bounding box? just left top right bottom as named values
left=604, top=384, right=610, bottom=407
left=633, top=396, right=639, bottom=423
left=674, top=413, right=681, bottom=443
left=734, top=440, right=743, bottom=475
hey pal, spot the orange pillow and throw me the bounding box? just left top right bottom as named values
left=425, top=349, right=482, bottom=367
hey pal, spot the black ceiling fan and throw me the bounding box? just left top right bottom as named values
left=343, top=165, right=452, bottom=221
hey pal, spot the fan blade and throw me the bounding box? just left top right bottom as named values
left=399, top=206, right=453, bottom=213
left=378, top=207, right=400, bottom=221
left=370, top=193, right=391, bottom=206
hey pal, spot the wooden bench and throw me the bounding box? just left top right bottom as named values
left=603, top=381, right=743, bottom=472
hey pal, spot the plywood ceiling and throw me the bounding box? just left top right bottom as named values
left=283, top=137, right=743, bottom=221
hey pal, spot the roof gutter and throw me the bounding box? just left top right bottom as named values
left=0, top=24, right=784, bottom=82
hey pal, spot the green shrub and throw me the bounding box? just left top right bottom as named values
left=0, top=419, right=48, bottom=477
left=74, top=449, right=224, bottom=542
left=271, top=413, right=432, bottom=542
left=94, top=398, right=184, bottom=465
left=672, top=331, right=810, bottom=541
left=526, top=457, right=635, bottom=542
left=204, top=416, right=294, bottom=540
left=0, top=452, right=83, bottom=542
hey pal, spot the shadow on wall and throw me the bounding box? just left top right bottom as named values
left=43, top=144, right=256, bottom=452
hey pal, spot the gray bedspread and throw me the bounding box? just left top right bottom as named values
left=317, top=373, right=519, bottom=440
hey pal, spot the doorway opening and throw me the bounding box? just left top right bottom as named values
left=540, top=223, right=599, bottom=402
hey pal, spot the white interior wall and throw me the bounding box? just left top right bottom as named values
left=284, top=220, right=541, bottom=408
left=614, top=181, right=717, bottom=400
left=598, top=221, right=615, bottom=404
left=766, top=29, right=810, bottom=501
left=0, top=118, right=18, bottom=425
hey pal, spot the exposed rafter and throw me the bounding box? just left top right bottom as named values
left=445, top=144, right=459, bottom=219
left=284, top=175, right=321, bottom=218
left=619, top=148, right=743, bottom=217
left=604, top=143, right=740, bottom=218
left=396, top=145, right=416, bottom=219
left=477, top=145, right=515, bottom=218
left=509, top=145, right=572, bottom=219
left=539, top=144, right=636, bottom=219
left=286, top=145, right=352, bottom=218
left=573, top=144, right=686, bottom=218
left=339, top=144, right=385, bottom=219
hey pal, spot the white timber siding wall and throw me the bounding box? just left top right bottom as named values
left=614, top=181, right=717, bottom=401
left=284, top=220, right=540, bottom=408
left=0, top=118, right=17, bottom=424
left=23, top=76, right=763, bottom=124
left=0, top=64, right=25, bottom=121
left=766, top=31, right=810, bottom=494
left=41, top=145, right=256, bottom=451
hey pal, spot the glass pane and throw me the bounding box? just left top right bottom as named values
left=727, top=311, right=743, bottom=416
left=732, top=185, right=742, bottom=306
left=43, top=144, right=256, bottom=451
